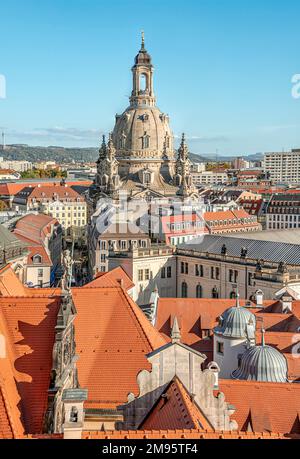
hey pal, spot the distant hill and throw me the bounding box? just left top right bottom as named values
left=2, top=145, right=99, bottom=163
left=1, top=144, right=263, bottom=164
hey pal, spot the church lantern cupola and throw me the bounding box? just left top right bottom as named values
left=130, top=32, right=156, bottom=108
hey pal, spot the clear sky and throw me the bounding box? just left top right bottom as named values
left=0, top=0, right=299, bottom=155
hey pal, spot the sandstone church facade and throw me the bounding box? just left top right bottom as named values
left=90, top=34, right=197, bottom=203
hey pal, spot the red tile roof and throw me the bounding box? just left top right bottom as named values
left=203, top=209, right=261, bottom=233
left=82, top=429, right=291, bottom=439
left=0, top=264, right=27, bottom=297
left=72, top=285, right=166, bottom=408
left=140, top=377, right=213, bottom=431
left=0, top=292, right=61, bottom=433
left=156, top=298, right=300, bottom=378
left=0, top=308, right=24, bottom=438
left=13, top=213, right=59, bottom=246
left=26, top=245, right=52, bottom=266
left=86, top=266, right=134, bottom=291
left=20, top=185, right=84, bottom=202
left=0, top=181, right=92, bottom=197
left=219, top=379, right=300, bottom=434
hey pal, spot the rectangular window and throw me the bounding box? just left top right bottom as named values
left=211, top=266, right=214, bottom=279
left=138, top=269, right=143, bottom=282
left=217, top=342, right=224, bottom=355
left=216, top=267, right=220, bottom=280
left=38, top=269, right=43, bottom=277
left=181, top=262, right=185, bottom=274
left=161, top=267, right=166, bottom=279
left=234, top=270, right=238, bottom=283
left=185, top=262, right=188, bottom=274
left=145, top=269, right=150, bottom=280
left=167, top=266, right=172, bottom=278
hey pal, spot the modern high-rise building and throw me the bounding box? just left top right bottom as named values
left=264, top=149, right=300, bottom=183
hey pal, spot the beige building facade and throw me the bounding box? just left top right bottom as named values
left=108, top=245, right=176, bottom=305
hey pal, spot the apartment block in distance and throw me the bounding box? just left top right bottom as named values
left=264, top=149, right=300, bottom=183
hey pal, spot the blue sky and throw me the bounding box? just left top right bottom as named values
left=0, top=0, right=299, bottom=155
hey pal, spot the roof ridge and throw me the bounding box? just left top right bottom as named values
left=171, top=377, right=214, bottom=430
left=119, top=287, right=166, bottom=351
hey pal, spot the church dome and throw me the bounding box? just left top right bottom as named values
left=134, top=49, right=152, bottom=65
left=214, top=303, right=256, bottom=339
left=231, top=335, right=288, bottom=382
left=112, top=106, right=174, bottom=158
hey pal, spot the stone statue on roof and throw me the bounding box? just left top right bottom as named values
left=61, top=249, right=74, bottom=293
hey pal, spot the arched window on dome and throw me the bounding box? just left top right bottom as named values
left=119, top=133, right=126, bottom=149
left=181, top=281, right=188, bottom=298
left=165, top=133, right=170, bottom=148
left=142, top=132, right=150, bottom=149
left=196, top=284, right=202, bottom=298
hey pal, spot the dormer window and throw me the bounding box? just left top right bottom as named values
left=33, top=254, right=42, bottom=264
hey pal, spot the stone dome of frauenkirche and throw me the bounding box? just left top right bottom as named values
left=91, top=34, right=196, bottom=201
left=110, top=34, right=177, bottom=192
left=214, top=298, right=256, bottom=339
left=112, top=105, right=174, bottom=159
left=231, top=331, right=288, bottom=383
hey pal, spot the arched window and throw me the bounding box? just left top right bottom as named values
left=139, top=73, right=147, bottom=92
left=181, top=281, right=188, bottom=298
left=119, top=133, right=126, bottom=149
left=230, top=291, right=236, bottom=299
left=143, top=172, right=151, bottom=185
left=196, top=284, right=202, bottom=298
left=33, top=254, right=42, bottom=264
left=142, top=132, right=150, bottom=149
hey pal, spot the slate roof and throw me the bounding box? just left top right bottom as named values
left=0, top=225, right=28, bottom=252
left=177, top=234, right=300, bottom=265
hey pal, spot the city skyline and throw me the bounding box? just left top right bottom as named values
left=0, top=0, right=300, bottom=155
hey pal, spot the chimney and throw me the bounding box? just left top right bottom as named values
left=255, top=289, right=264, bottom=307
left=281, top=295, right=293, bottom=313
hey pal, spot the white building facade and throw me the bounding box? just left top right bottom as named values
left=264, top=149, right=300, bottom=183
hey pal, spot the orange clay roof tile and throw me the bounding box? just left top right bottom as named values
left=0, top=293, right=60, bottom=434
left=219, top=379, right=300, bottom=434
left=140, top=377, right=213, bottom=431
left=72, top=285, right=166, bottom=407
left=85, top=266, right=134, bottom=291
left=0, top=264, right=27, bottom=297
